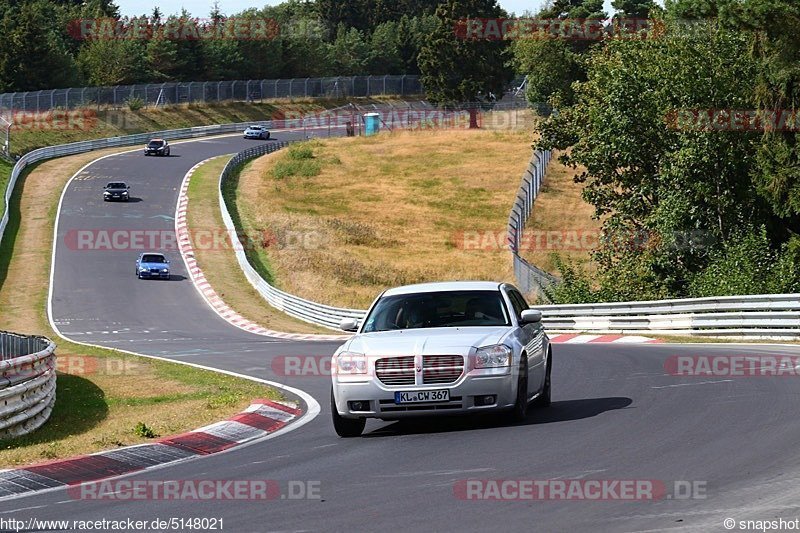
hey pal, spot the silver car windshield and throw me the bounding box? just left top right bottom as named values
left=141, top=255, right=165, bottom=263
left=362, top=290, right=510, bottom=333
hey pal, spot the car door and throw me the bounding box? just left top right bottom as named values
left=508, top=289, right=546, bottom=395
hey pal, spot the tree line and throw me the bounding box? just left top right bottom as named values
left=0, top=0, right=446, bottom=91
left=519, top=0, right=800, bottom=301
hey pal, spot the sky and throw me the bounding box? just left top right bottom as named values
left=115, top=0, right=620, bottom=19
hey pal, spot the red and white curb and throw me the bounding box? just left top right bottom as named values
left=0, top=399, right=302, bottom=501
left=176, top=158, right=349, bottom=342
left=549, top=334, right=662, bottom=344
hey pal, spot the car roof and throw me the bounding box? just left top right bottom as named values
left=248, top=125, right=262, bottom=128
left=149, top=138, right=165, bottom=142
left=140, top=252, right=165, bottom=258
left=382, top=281, right=503, bottom=297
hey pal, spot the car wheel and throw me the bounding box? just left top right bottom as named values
left=510, top=356, right=529, bottom=422
left=265, top=132, right=271, bottom=140
left=331, top=388, right=365, bottom=438
left=165, top=149, right=170, bottom=156
left=534, top=349, right=552, bottom=408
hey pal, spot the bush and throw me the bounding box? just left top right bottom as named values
left=133, top=422, right=158, bottom=438
left=272, top=159, right=321, bottom=179
left=688, top=227, right=800, bottom=297
left=126, top=97, right=145, bottom=111
left=287, top=143, right=314, bottom=160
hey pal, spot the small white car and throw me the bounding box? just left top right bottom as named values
left=330, top=281, right=552, bottom=437
left=244, top=125, right=271, bottom=140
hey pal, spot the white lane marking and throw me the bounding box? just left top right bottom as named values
left=375, top=468, right=495, bottom=478
left=29, top=140, right=323, bottom=506
left=651, top=379, right=733, bottom=389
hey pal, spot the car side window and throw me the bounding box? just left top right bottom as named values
left=506, top=289, right=527, bottom=320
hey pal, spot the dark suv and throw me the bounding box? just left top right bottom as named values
left=144, top=139, right=170, bottom=156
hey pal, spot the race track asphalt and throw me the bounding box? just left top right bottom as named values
left=2, top=131, right=800, bottom=532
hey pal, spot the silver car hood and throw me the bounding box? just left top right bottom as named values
left=344, top=327, right=511, bottom=356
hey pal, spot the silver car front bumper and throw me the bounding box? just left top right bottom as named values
left=332, top=368, right=518, bottom=420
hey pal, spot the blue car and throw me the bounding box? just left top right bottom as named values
left=136, top=253, right=171, bottom=280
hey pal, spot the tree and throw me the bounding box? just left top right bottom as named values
left=326, top=24, right=370, bottom=74
left=77, top=36, right=149, bottom=85
left=512, top=0, right=607, bottom=107
left=611, top=0, right=656, bottom=18
left=418, top=0, right=513, bottom=127
left=538, top=18, right=766, bottom=297
left=0, top=0, right=80, bottom=91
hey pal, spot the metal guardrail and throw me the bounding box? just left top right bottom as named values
left=537, top=294, right=800, bottom=339
left=0, top=119, right=298, bottom=251
left=507, top=149, right=559, bottom=299
left=0, top=331, right=56, bottom=439
left=0, top=76, right=424, bottom=113
left=218, top=142, right=800, bottom=339
left=218, top=143, right=367, bottom=330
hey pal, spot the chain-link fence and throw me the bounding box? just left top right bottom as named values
left=0, top=114, right=10, bottom=159
left=0, top=76, right=424, bottom=113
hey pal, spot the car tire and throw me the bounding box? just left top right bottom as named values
left=165, top=149, right=170, bottom=156
left=534, top=349, right=552, bottom=408
left=265, top=132, right=271, bottom=140
left=331, top=388, right=365, bottom=438
left=510, top=356, right=529, bottom=422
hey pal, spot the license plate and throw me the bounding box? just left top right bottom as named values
left=394, top=390, right=450, bottom=404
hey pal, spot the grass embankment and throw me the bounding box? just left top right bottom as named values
left=185, top=156, right=329, bottom=334
left=9, top=97, right=410, bottom=156
left=231, top=129, right=536, bottom=309
left=524, top=156, right=601, bottom=275
left=0, top=149, right=281, bottom=467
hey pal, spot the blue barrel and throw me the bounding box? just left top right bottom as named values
left=364, top=113, right=380, bottom=136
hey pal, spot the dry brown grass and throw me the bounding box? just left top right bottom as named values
left=523, top=154, right=601, bottom=276
left=235, top=129, right=537, bottom=308
left=0, top=144, right=279, bottom=467
left=185, top=156, right=330, bottom=334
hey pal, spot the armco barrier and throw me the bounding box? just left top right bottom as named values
left=218, top=143, right=366, bottom=330
left=538, top=294, right=800, bottom=339
left=0, top=331, right=56, bottom=439
left=217, top=144, right=800, bottom=339
left=0, top=104, right=353, bottom=251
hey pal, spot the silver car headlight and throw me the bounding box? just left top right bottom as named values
left=336, top=351, right=367, bottom=375
left=474, top=344, right=512, bottom=368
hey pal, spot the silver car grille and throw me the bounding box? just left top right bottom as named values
left=375, top=357, right=415, bottom=385
left=375, top=355, right=464, bottom=386
left=422, top=355, right=464, bottom=384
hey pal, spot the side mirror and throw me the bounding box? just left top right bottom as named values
left=166, top=260, right=170, bottom=264
left=520, top=309, right=542, bottom=324
left=339, top=318, right=359, bottom=332
left=127, top=186, right=130, bottom=189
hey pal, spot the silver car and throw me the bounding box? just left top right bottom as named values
left=330, top=281, right=552, bottom=437
left=243, top=125, right=271, bottom=140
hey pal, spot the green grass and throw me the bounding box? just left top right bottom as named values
left=0, top=152, right=284, bottom=467
left=0, top=159, right=11, bottom=222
